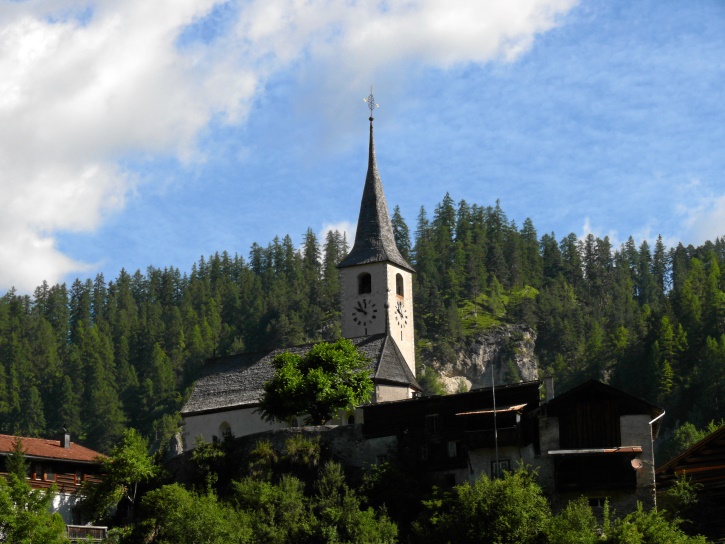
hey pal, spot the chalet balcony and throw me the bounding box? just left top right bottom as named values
left=1, top=471, right=102, bottom=493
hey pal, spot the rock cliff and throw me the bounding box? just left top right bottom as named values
left=425, top=324, right=539, bottom=393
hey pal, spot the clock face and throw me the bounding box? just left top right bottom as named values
left=351, top=298, right=378, bottom=331
left=395, top=300, right=409, bottom=329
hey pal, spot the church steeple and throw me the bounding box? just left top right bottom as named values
left=338, top=89, right=417, bottom=382
left=337, top=102, right=414, bottom=272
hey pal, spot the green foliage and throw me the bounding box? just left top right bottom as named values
left=608, top=502, right=707, bottom=543
left=659, top=473, right=702, bottom=523
left=416, top=364, right=447, bottom=396
left=188, top=434, right=231, bottom=493
left=231, top=476, right=315, bottom=543
left=661, top=419, right=725, bottom=460
left=412, top=465, right=551, bottom=543
left=546, top=497, right=599, bottom=544
left=258, top=339, right=373, bottom=425
left=312, top=462, right=398, bottom=544
left=0, top=471, right=69, bottom=543
left=137, top=484, right=252, bottom=544
left=6, top=437, right=28, bottom=478
left=82, top=428, right=157, bottom=522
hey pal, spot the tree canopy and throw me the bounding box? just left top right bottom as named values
left=258, top=339, right=373, bottom=425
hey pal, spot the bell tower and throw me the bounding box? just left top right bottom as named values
left=337, top=89, right=416, bottom=376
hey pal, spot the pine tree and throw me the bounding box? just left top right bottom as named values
left=391, top=205, right=412, bottom=263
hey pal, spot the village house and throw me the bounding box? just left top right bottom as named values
left=0, top=431, right=107, bottom=541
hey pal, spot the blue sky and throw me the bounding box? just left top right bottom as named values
left=1, top=0, right=723, bottom=293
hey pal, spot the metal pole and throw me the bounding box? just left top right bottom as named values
left=492, top=363, right=500, bottom=477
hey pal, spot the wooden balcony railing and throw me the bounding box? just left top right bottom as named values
left=67, top=524, right=107, bottom=542
left=1, top=472, right=102, bottom=494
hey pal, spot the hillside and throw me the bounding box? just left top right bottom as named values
left=0, top=195, right=723, bottom=454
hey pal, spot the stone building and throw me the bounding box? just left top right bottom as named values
left=180, top=106, right=421, bottom=448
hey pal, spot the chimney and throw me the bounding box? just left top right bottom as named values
left=544, top=377, right=555, bottom=401
left=61, top=428, right=71, bottom=449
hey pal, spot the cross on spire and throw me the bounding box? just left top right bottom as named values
left=363, top=85, right=379, bottom=119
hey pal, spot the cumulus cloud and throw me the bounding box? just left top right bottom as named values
left=0, top=0, right=576, bottom=292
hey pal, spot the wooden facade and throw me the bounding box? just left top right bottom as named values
left=657, top=426, right=725, bottom=541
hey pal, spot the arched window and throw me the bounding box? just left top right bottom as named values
left=347, top=414, right=356, bottom=425
left=358, top=273, right=372, bottom=294
left=219, top=421, right=231, bottom=437
left=396, top=274, right=404, bottom=297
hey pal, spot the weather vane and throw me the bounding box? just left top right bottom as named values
left=363, top=85, right=379, bottom=117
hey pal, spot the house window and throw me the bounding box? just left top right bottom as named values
left=347, top=414, right=355, bottom=425
left=420, top=445, right=429, bottom=461
left=358, top=273, right=372, bottom=294
left=396, top=274, right=404, bottom=297
left=447, top=441, right=458, bottom=458
left=491, top=459, right=511, bottom=479
left=425, top=414, right=441, bottom=435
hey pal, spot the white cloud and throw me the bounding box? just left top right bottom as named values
left=676, top=180, right=725, bottom=245
left=0, top=0, right=577, bottom=292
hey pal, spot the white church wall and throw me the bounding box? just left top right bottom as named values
left=182, top=406, right=288, bottom=449
left=385, top=264, right=415, bottom=375
left=340, top=262, right=388, bottom=339
left=375, top=384, right=413, bottom=403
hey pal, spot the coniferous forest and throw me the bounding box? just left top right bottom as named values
left=1, top=193, right=724, bottom=458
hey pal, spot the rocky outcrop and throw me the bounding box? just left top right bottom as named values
left=426, top=324, right=538, bottom=393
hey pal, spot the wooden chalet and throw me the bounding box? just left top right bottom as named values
left=0, top=432, right=107, bottom=540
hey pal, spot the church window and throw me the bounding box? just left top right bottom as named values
left=218, top=421, right=231, bottom=438
left=358, top=273, right=372, bottom=294
left=396, top=274, right=404, bottom=297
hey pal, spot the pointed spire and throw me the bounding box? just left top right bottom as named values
left=338, top=92, right=414, bottom=272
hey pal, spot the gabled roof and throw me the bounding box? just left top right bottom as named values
left=657, top=425, right=725, bottom=478
left=337, top=119, right=414, bottom=272
left=0, top=434, right=102, bottom=464
left=544, top=380, right=663, bottom=417
left=181, top=334, right=421, bottom=416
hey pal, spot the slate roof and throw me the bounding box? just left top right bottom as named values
left=0, top=434, right=102, bottom=464
left=337, top=119, right=415, bottom=272
left=181, top=334, right=421, bottom=416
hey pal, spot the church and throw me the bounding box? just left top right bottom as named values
left=180, top=102, right=421, bottom=448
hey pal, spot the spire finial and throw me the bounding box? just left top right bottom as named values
left=363, top=85, right=379, bottom=120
